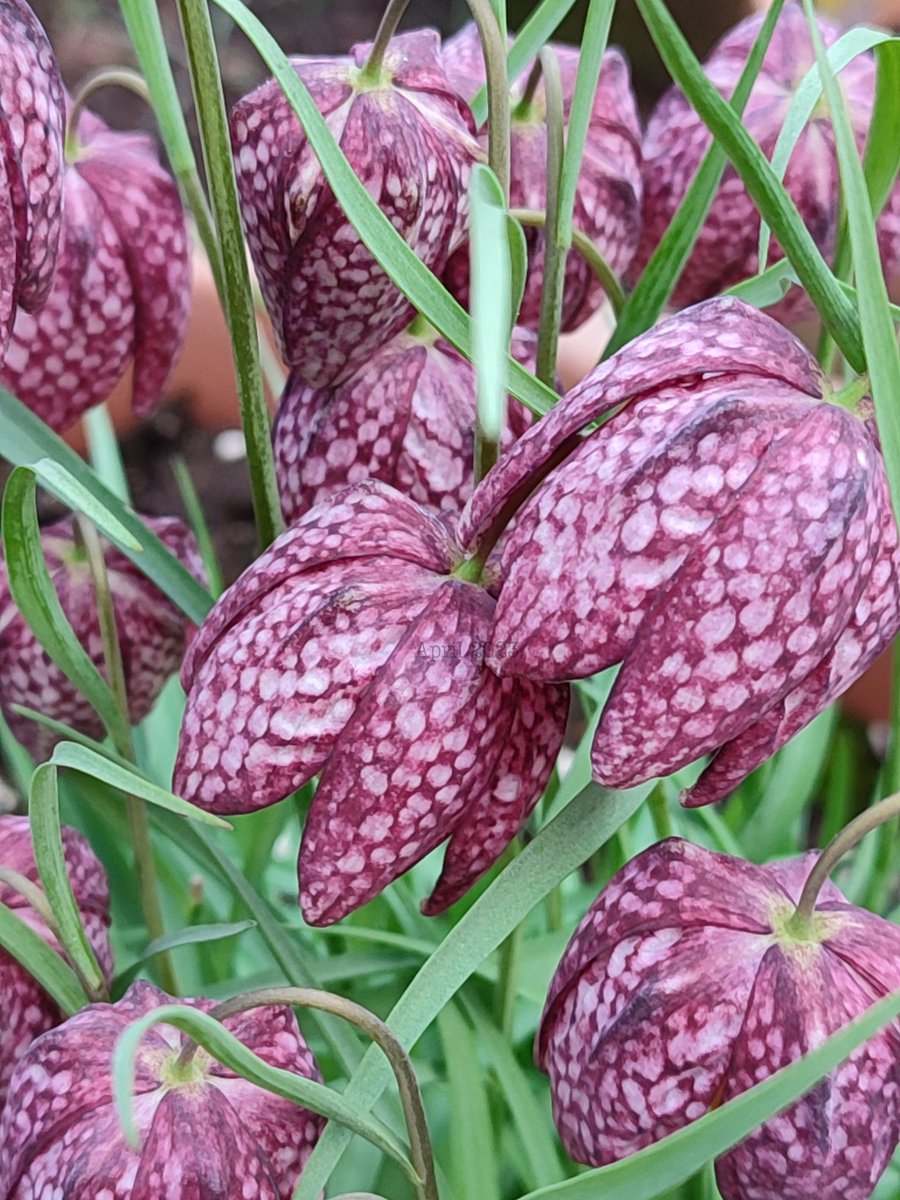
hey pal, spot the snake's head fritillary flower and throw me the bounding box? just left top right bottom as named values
left=442, top=23, right=642, bottom=331
left=461, top=297, right=899, bottom=805
left=231, top=30, right=480, bottom=389
left=175, top=480, right=568, bottom=924
left=1, top=103, right=191, bottom=432
left=635, top=4, right=892, bottom=323
left=0, top=814, right=112, bottom=1109
left=0, top=980, right=324, bottom=1199
left=0, top=514, right=205, bottom=759
left=272, top=324, right=535, bottom=523
left=538, top=838, right=900, bottom=1200
left=0, top=0, right=66, bottom=352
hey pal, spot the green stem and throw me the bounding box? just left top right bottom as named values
left=828, top=373, right=870, bottom=411
left=534, top=48, right=566, bottom=389
left=67, top=67, right=150, bottom=156
left=513, top=210, right=626, bottom=315
left=181, top=986, right=439, bottom=1200
left=174, top=0, right=284, bottom=551
left=512, top=57, right=543, bottom=120
left=790, top=790, right=900, bottom=929
left=116, top=0, right=224, bottom=296
left=465, top=0, right=510, bottom=197
left=361, top=0, right=413, bottom=80
left=75, top=516, right=178, bottom=995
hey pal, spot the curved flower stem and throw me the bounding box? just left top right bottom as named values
left=179, top=986, right=439, bottom=1200
left=648, top=785, right=674, bottom=841
left=512, top=57, right=543, bottom=121
left=75, top=516, right=178, bottom=995
left=534, top=48, right=565, bottom=389
left=465, top=0, right=510, bottom=197
left=67, top=67, right=150, bottom=148
left=175, top=0, right=284, bottom=551
left=790, top=790, right=900, bottom=929
left=827, top=372, right=870, bottom=412
left=361, top=0, right=413, bottom=80
left=513, top=209, right=627, bottom=316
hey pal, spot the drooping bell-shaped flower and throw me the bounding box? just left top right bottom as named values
left=1, top=104, right=191, bottom=432
left=0, top=815, right=112, bottom=1110
left=231, top=30, right=479, bottom=389
left=635, top=4, right=895, bottom=321
left=0, top=980, right=324, bottom=1199
left=273, top=324, right=535, bottom=522
left=0, top=0, right=66, bottom=353
left=461, top=297, right=899, bottom=805
left=442, top=22, right=642, bottom=331
left=175, top=481, right=568, bottom=924
left=538, top=838, right=900, bottom=1200
left=0, top=514, right=205, bottom=759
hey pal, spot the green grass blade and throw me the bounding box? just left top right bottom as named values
left=172, top=457, right=225, bottom=599
left=470, top=165, right=512, bottom=454
left=1, top=468, right=131, bottom=750
left=0, top=899, right=89, bottom=1014
left=29, top=763, right=107, bottom=995
left=0, top=389, right=213, bottom=624
left=49, top=742, right=232, bottom=829
left=438, top=1003, right=501, bottom=1200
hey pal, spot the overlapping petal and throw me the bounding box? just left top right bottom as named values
left=176, top=481, right=568, bottom=920
left=231, top=30, right=479, bottom=387
left=273, top=326, right=533, bottom=522
left=0, top=981, right=323, bottom=1200
left=1, top=106, right=190, bottom=431
left=538, top=840, right=900, bottom=1200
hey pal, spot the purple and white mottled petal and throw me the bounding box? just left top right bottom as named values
left=300, top=579, right=505, bottom=925
left=460, top=298, right=823, bottom=549
left=423, top=675, right=569, bottom=914
left=542, top=923, right=766, bottom=1166
left=1, top=169, right=134, bottom=431
left=593, top=406, right=877, bottom=789
left=232, top=31, right=478, bottom=387
left=0, top=981, right=322, bottom=1200
left=539, top=840, right=783, bottom=1054
left=714, top=945, right=900, bottom=1200
left=684, top=463, right=899, bottom=807
left=0, top=0, right=65, bottom=311
left=182, top=481, right=454, bottom=688
left=0, top=145, right=16, bottom=347
left=274, top=344, right=421, bottom=524
left=491, top=378, right=812, bottom=680
left=176, top=564, right=442, bottom=814
left=76, top=125, right=191, bottom=415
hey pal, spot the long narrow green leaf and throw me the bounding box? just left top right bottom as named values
left=0, top=900, right=89, bottom=1014
left=605, top=0, right=786, bottom=357
left=513, top=986, right=900, bottom=1199
left=210, top=0, right=560, bottom=418
left=626, top=0, right=864, bottom=369
left=112, top=1004, right=413, bottom=1175
left=1, top=468, right=131, bottom=750
left=33, top=459, right=141, bottom=550
left=30, top=763, right=106, bottom=995
left=113, top=920, right=256, bottom=992
left=865, top=40, right=900, bottom=213
left=0, top=389, right=213, bottom=624
left=293, top=780, right=653, bottom=1200
left=471, top=165, right=512, bottom=447
left=803, top=1, right=900, bottom=518
left=49, top=742, right=232, bottom=829
left=758, top=27, right=892, bottom=269
left=84, top=406, right=131, bottom=504
left=438, top=1003, right=501, bottom=1200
